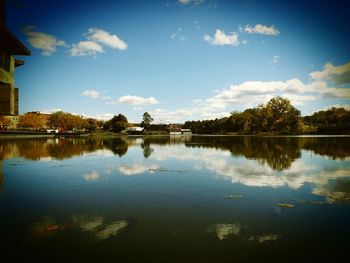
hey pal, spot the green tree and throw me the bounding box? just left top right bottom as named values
left=141, top=112, right=154, bottom=130
left=265, top=97, right=301, bottom=133
left=109, top=114, right=128, bottom=133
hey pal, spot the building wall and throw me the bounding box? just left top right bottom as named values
left=0, top=51, right=15, bottom=115
left=0, top=52, right=14, bottom=85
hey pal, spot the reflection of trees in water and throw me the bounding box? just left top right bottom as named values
left=1, top=136, right=349, bottom=171
left=141, top=140, right=153, bottom=158
left=302, top=137, right=350, bottom=160
left=104, top=138, right=128, bottom=157
left=233, top=137, right=301, bottom=171
left=185, top=136, right=350, bottom=171
left=0, top=139, right=106, bottom=160
left=0, top=138, right=115, bottom=160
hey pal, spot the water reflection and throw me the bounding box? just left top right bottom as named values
left=208, top=222, right=280, bottom=244
left=31, top=214, right=131, bottom=242
left=1, top=136, right=350, bottom=261
left=1, top=136, right=350, bottom=203
left=1, top=136, right=349, bottom=165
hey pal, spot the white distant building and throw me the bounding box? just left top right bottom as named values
left=181, top=129, right=192, bottom=135
left=126, top=127, right=144, bottom=132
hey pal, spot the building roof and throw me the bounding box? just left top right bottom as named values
left=0, top=26, right=30, bottom=56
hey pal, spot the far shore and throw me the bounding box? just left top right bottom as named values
left=0, top=131, right=349, bottom=139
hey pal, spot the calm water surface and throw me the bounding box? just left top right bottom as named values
left=1, top=136, right=350, bottom=262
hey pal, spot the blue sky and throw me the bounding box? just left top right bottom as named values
left=7, top=0, right=350, bottom=123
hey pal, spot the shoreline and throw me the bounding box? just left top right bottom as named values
left=0, top=132, right=349, bottom=139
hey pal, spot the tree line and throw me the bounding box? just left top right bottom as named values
left=1, top=97, right=349, bottom=134
left=183, top=97, right=350, bottom=134
left=2, top=111, right=104, bottom=132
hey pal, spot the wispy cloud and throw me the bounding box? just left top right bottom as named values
left=115, top=95, right=159, bottom=106
left=271, top=55, right=280, bottom=64
left=170, top=27, right=185, bottom=41
left=194, top=20, right=200, bottom=30
left=178, top=0, right=204, bottom=5
left=38, top=108, right=63, bottom=114
left=203, top=30, right=239, bottom=46
left=82, top=171, right=100, bottom=181
left=22, top=25, right=66, bottom=56
left=81, top=90, right=100, bottom=99
left=86, top=28, right=127, bottom=50
left=70, top=41, right=104, bottom=57
left=242, top=24, right=280, bottom=36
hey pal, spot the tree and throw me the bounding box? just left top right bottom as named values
left=109, top=114, right=128, bottom=133
left=141, top=112, right=153, bottom=130
left=86, top=118, right=99, bottom=132
left=18, top=113, right=47, bottom=130
left=265, top=97, right=301, bottom=133
left=48, top=111, right=88, bottom=131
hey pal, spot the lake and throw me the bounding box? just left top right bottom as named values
left=1, top=135, right=350, bottom=262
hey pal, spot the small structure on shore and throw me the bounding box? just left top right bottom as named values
left=181, top=129, right=192, bottom=135
left=126, top=126, right=144, bottom=135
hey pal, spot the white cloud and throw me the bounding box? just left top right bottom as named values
left=150, top=108, right=195, bottom=123
left=81, top=90, right=100, bottom=99
left=114, top=95, right=159, bottom=106
left=78, top=112, right=115, bottom=121
left=38, top=108, right=62, bottom=114
left=86, top=28, right=127, bottom=50
left=316, top=104, right=350, bottom=112
left=118, top=163, right=159, bottom=176
left=243, top=24, right=280, bottom=36
left=310, top=62, right=350, bottom=85
left=203, top=79, right=316, bottom=109
left=214, top=223, right=241, bottom=240
left=23, top=25, right=66, bottom=56
left=280, top=93, right=316, bottom=105
left=95, top=220, right=128, bottom=241
left=70, top=41, right=104, bottom=57
left=83, top=171, right=100, bottom=181
left=72, top=215, right=104, bottom=232
left=203, top=30, right=239, bottom=46
left=149, top=107, right=230, bottom=123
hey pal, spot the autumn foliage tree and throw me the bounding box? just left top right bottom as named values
left=48, top=111, right=88, bottom=131
left=18, top=113, right=47, bottom=130
left=0, top=116, right=12, bottom=129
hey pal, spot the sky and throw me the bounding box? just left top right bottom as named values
left=7, top=0, right=350, bottom=123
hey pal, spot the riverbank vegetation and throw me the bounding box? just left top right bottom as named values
left=1, top=97, right=349, bottom=135
left=183, top=97, right=350, bottom=135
